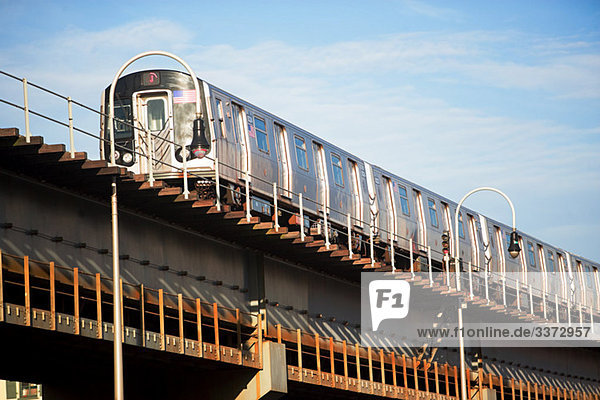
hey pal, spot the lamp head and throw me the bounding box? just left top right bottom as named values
left=508, top=230, right=521, bottom=258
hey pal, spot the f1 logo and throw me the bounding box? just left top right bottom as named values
left=369, top=280, right=410, bottom=331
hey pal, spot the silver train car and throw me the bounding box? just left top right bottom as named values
left=100, top=69, right=600, bottom=312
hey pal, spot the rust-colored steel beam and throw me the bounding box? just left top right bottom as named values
left=96, top=273, right=103, bottom=339
left=434, top=362, right=439, bottom=394
left=355, top=343, right=361, bottom=381
left=74, top=267, right=80, bottom=335
left=380, top=349, right=386, bottom=386
left=329, top=337, right=335, bottom=385
left=297, top=329, right=303, bottom=381
left=315, top=333, right=321, bottom=384
left=24, top=255, right=30, bottom=326
left=413, top=356, right=419, bottom=392
left=159, top=289, right=165, bottom=350
left=195, top=298, right=203, bottom=357
left=392, top=353, right=398, bottom=388
left=178, top=293, right=184, bottom=354
left=213, top=302, right=220, bottom=360
left=368, top=347, right=374, bottom=393
left=50, top=262, right=55, bottom=330
left=139, top=284, right=144, bottom=343
left=343, top=340, right=349, bottom=390
left=236, top=308, right=242, bottom=350
left=445, top=363, right=450, bottom=396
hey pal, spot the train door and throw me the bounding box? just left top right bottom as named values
left=383, top=177, right=398, bottom=241
left=442, top=203, right=454, bottom=257
left=537, top=244, right=547, bottom=292
left=232, top=103, right=250, bottom=179
left=274, top=122, right=292, bottom=197
left=468, top=215, right=480, bottom=269
left=134, top=91, right=174, bottom=174
left=213, top=97, right=239, bottom=180
left=557, top=253, right=568, bottom=299
left=545, top=249, right=561, bottom=296
left=348, top=160, right=363, bottom=228
left=312, top=142, right=329, bottom=211
left=413, top=190, right=426, bottom=251
left=576, top=261, right=586, bottom=306
left=479, top=215, right=493, bottom=272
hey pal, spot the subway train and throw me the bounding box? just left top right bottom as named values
left=99, top=69, right=600, bottom=312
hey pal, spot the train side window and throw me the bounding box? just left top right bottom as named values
left=216, top=98, right=226, bottom=138
left=427, top=198, right=439, bottom=228
left=547, top=250, right=555, bottom=273
left=527, top=242, right=536, bottom=268
left=398, top=185, right=410, bottom=216
left=458, top=212, right=465, bottom=239
left=331, top=153, right=344, bottom=187
left=294, top=136, right=308, bottom=171
left=254, top=116, right=269, bottom=153
left=585, top=265, right=593, bottom=288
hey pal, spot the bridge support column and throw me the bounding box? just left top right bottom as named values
left=235, top=341, right=288, bottom=400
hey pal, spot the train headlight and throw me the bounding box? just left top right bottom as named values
left=113, top=150, right=120, bottom=161
left=122, top=153, right=133, bottom=164
left=192, top=146, right=208, bottom=159
left=508, top=230, right=521, bottom=258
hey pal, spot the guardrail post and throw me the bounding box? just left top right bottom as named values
left=502, top=277, right=507, bottom=306
left=446, top=257, right=451, bottom=288
left=368, top=347, right=374, bottom=394
left=555, top=294, right=560, bottom=323
left=456, top=259, right=461, bottom=291
left=469, top=262, right=473, bottom=299
left=578, top=304, right=583, bottom=327
left=22, top=78, right=31, bottom=142
left=139, top=284, right=144, bottom=344
left=182, top=146, right=189, bottom=199
left=402, top=355, right=408, bottom=389
left=297, top=329, right=303, bottom=381
left=427, top=246, right=432, bottom=286
left=96, top=274, right=104, bottom=339
left=516, top=280, right=521, bottom=312
left=24, top=256, right=30, bottom=326
left=343, top=340, right=349, bottom=389
left=390, top=236, right=395, bottom=271
left=299, top=193, right=305, bottom=242
left=567, top=297, right=572, bottom=326
left=159, top=289, right=165, bottom=350
left=215, top=157, right=221, bottom=211
left=178, top=294, right=184, bottom=354
left=323, top=197, right=330, bottom=250
left=245, top=174, right=251, bottom=222
left=329, top=337, right=335, bottom=385
left=379, top=349, right=385, bottom=386
left=50, top=262, right=55, bottom=330
left=356, top=343, right=362, bottom=382
left=147, top=130, right=154, bottom=187
left=590, top=307, right=594, bottom=334
left=409, top=238, right=414, bottom=278
left=370, top=215, right=375, bottom=267
left=529, top=284, right=534, bottom=316
left=196, top=298, right=203, bottom=356
left=258, top=313, right=263, bottom=368
left=213, top=302, right=220, bottom=360
left=485, top=268, right=489, bottom=304
left=315, top=333, right=321, bottom=383
left=273, top=182, right=279, bottom=232
left=74, top=267, right=80, bottom=335
left=347, top=213, right=353, bottom=259
left=67, top=97, right=75, bottom=158
left=542, top=289, right=547, bottom=320
left=236, top=308, right=242, bottom=350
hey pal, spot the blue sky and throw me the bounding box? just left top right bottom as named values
left=1, top=0, right=599, bottom=261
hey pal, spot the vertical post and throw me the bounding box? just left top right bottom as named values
left=297, top=329, right=303, bottom=380
left=213, top=302, right=220, bottom=359
left=567, top=296, right=572, bottom=326
left=511, top=379, right=515, bottom=400
left=329, top=337, right=335, bottom=383
left=139, top=284, right=144, bottom=344
left=444, top=364, right=450, bottom=396
left=527, top=381, right=532, bottom=400
left=380, top=349, right=386, bottom=385
left=485, top=267, right=489, bottom=304
left=67, top=97, right=75, bottom=158
left=236, top=308, right=242, bottom=350
left=428, top=246, right=433, bottom=286
left=24, top=256, right=30, bottom=326
left=276, top=324, right=282, bottom=344
left=469, top=261, right=474, bottom=299
left=424, top=361, right=429, bottom=393
left=74, top=268, right=80, bottom=335
left=299, top=193, right=305, bottom=242
left=590, top=307, right=594, bottom=334
left=454, top=366, right=459, bottom=400
left=403, top=355, right=408, bottom=389
left=370, top=215, right=375, bottom=267
left=182, top=145, right=189, bottom=199
left=356, top=343, right=362, bottom=382
left=368, top=347, right=374, bottom=394
left=503, top=277, right=507, bottom=307
left=390, top=236, right=396, bottom=271
left=347, top=213, right=353, bottom=259
left=120, top=279, right=124, bottom=341
left=245, top=174, right=251, bottom=222
left=273, top=182, right=280, bottom=232
left=434, top=362, right=439, bottom=394
left=412, top=356, right=419, bottom=392
left=146, top=130, right=154, bottom=187
left=0, top=250, right=3, bottom=323
left=529, top=284, right=534, bottom=316
left=555, top=294, right=560, bottom=323
left=392, top=354, right=398, bottom=388
left=456, top=258, right=461, bottom=291
left=258, top=312, right=263, bottom=368
left=447, top=258, right=451, bottom=289
left=517, top=279, right=521, bottom=311
left=215, top=157, right=221, bottom=211
left=458, top=301, right=466, bottom=400
left=543, top=289, right=547, bottom=320
left=195, top=298, right=203, bottom=356
left=520, top=381, right=524, bottom=400
left=111, top=177, right=124, bottom=400
left=96, top=274, right=103, bottom=339
left=22, top=78, right=31, bottom=142
left=323, top=195, right=330, bottom=250
left=343, top=340, right=349, bottom=389
left=178, top=294, right=184, bottom=354
left=50, top=262, right=56, bottom=330
left=578, top=304, right=583, bottom=326
left=315, top=333, right=321, bottom=383
left=409, top=238, right=414, bottom=278
left=500, top=375, right=505, bottom=400
left=159, top=289, right=165, bottom=351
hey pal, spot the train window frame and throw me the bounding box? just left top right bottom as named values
left=330, top=153, right=345, bottom=187
left=547, top=250, right=555, bottom=273
left=458, top=212, right=465, bottom=239
left=216, top=98, right=226, bottom=138
left=294, top=135, right=309, bottom=171
left=527, top=241, right=536, bottom=268
left=254, top=115, right=269, bottom=154
left=427, top=198, right=439, bottom=228
left=398, top=185, right=410, bottom=216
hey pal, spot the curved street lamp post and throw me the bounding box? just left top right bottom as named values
left=453, top=187, right=521, bottom=400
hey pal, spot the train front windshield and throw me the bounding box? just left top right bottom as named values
left=110, top=101, right=134, bottom=140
